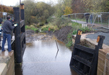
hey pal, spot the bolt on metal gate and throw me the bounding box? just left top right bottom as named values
left=70, top=29, right=105, bottom=75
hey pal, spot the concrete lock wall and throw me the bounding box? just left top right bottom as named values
left=0, top=51, right=15, bottom=75
left=72, top=33, right=109, bottom=75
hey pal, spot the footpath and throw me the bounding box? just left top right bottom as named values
left=71, top=19, right=109, bottom=46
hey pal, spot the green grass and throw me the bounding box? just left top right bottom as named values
left=72, top=30, right=77, bottom=35
left=66, top=33, right=73, bottom=47
left=31, top=27, right=38, bottom=32
left=41, top=23, right=59, bottom=32
left=71, top=22, right=92, bottom=33
left=80, top=27, right=91, bottom=33
left=71, top=18, right=109, bottom=26
left=25, top=25, right=30, bottom=29
left=25, top=25, right=39, bottom=32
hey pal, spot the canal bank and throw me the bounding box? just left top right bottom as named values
left=16, top=29, right=109, bottom=75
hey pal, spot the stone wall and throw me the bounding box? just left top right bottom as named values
left=97, top=49, right=109, bottom=75
left=0, top=51, right=15, bottom=75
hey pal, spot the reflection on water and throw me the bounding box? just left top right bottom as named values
left=16, top=38, right=78, bottom=75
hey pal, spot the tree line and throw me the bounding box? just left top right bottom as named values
left=72, top=0, right=109, bottom=13
left=0, top=5, right=13, bottom=13
left=23, top=0, right=109, bottom=24
left=0, top=0, right=109, bottom=25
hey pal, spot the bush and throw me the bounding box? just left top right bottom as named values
left=41, top=24, right=58, bottom=32
left=80, top=27, right=91, bottom=33
left=71, top=22, right=92, bottom=33
left=47, top=17, right=72, bottom=29
left=72, top=30, right=77, bottom=35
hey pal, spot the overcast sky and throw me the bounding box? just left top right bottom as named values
left=0, top=0, right=57, bottom=6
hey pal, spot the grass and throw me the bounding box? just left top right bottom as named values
left=41, top=23, right=59, bottom=32
left=66, top=33, right=73, bottom=47
left=31, top=27, right=38, bottom=32
left=25, top=25, right=39, bottom=32
left=71, top=18, right=109, bottom=26
left=70, top=22, right=92, bottom=34
left=66, top=21, right=93, bottom=48
left=72, top=30, right=77, bottom=35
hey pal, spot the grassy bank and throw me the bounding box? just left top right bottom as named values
left=25, top=25, right=39, bottom=33
left=25, top=17, right=94, bottom=49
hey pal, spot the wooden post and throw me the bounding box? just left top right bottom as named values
left=20, top=3, right=24, bottom=20
left=13, top=7, right=22, bottom=63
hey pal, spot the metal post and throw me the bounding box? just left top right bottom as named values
left=108, top=17, right=109, bottom=28
left=75, top=14, right=77, bottom=22
left=100, top=13, right=102, bottom=26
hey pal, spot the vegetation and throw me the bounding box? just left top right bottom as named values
left=70, top=22, right=92, bottom=35
left=0, top=5, right=13, bottom=13
left=66, top=33, right=72, bottom=47
left=64, top=6, right=73, bottom=15
left=22, top=0, right=55, bottom=25
left=54, top=0, right=72, bottom=17
left=25, top=25, right=39, bottom=32
left=0, top=5, right=13, bottom=18
left=41, top=24, right=59, bottom=32
left=65, top=21, right=92, bottom=47
left=72, top=30, right=77, bottom=35
left=71, top=0, right=109, bottom=13
left=0, top=0, right=107, bottom=49
left=47, top=17, right=72, bottom=29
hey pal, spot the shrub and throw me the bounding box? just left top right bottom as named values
left=41, top=24, right=58, bottom=32
left=71, top=22, right=92, bottom=33
left=47, top=17, right=72, bottom=29
left=72, top=30, right=77, bottom=35
left=80, top=27, right=91, bottom=33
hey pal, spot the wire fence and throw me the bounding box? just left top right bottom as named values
left=63, top=12, right=109, bottom=29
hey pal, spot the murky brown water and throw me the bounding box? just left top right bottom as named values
left=15, top=35, right=78, bottom=75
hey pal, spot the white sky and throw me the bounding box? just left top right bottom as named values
left=0, top=0, right=57, bottom=6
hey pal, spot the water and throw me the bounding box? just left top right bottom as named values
left=15, top=36, right=78, bottom=75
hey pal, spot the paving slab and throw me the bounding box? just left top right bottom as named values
left=0, top=63, right=7, bottom=75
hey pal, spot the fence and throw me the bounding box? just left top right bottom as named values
left=63, top=12, right=109, bottom=29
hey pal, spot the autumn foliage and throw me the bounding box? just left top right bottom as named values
left=64, top=6, right=73, bottom=15
left=0, top=5, right=13, bottom=13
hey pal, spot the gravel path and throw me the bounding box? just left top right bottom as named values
left=86, top=32, right=109, bottom=46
